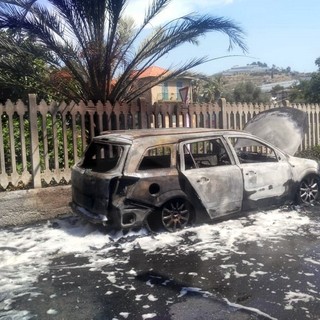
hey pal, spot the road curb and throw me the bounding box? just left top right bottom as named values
left=0, top=186, right=72, bottom=227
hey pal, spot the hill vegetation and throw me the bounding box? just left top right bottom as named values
left=192, top=61, right=314, bottom=104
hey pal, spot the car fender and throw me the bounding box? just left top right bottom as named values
left=153, top=189, right=191, bottom=208
left=296, top=168, right=320, bottom=181
left=288, top=157, right=320, bottom=183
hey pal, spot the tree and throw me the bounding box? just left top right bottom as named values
left=0, top=0, right=247, bottom=103
left=289, top=75, right=320, bottom=104
left=315, top=57, right=320, bottom=71
left=288, top=57, right=320, bottom=103
left=289, top=80, right=309, bottom=103
left=250, top=61, right=268, bottom=68
left=0, top=30, right=81, bottom=103
left=270, top=84, right=284, bottom=97
left=232, top=81, right=268, bottom=103
left=0, top=30, right=59, bottom=102
left=192, top=74, right=226, bottom=103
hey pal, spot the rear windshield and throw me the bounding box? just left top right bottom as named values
left=80, top=142, right=123, bottom=173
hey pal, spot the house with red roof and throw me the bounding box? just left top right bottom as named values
left=136, top=66, right=194, bottom=105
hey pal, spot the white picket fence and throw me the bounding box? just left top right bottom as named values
left=0, top=94, right=319, bottom=190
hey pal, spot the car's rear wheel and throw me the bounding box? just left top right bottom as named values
left=297, top=175, right=319, bottom=204
left=147, top=198, right=193, bottom=232
left=160, top=198, right=193, bottom=232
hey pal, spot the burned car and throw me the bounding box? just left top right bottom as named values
left=71, top=108, right=320, bottom=232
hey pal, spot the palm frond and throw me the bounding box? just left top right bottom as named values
left=0, top=0, right=247, bottom=103
left=143, top=0, right=170, bottom=26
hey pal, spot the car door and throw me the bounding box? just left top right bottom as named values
left=227, top=135, right=293, bottom=209
left=178, top=137, right=243, bottom=218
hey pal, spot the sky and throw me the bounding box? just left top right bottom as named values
left=125, top=0, right=320, bottom=75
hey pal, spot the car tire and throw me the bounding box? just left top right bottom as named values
left=297, top=175, right=320, bottom=204
left=160, top=198, right=194, bottom=232
left=147, top=198, right=194, bottom=232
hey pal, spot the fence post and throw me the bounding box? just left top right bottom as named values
left=29, top=94, right=41, bottom=188
left=218, top=98, right=227, bottom=129
left=283, top=100, right=290, bottom=107
left=138, top=97, right=148, bottom=129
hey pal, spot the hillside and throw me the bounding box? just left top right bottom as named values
left=220, top=71, right=310, bottom=92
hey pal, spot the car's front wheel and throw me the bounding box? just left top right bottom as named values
left=297, top=175, right=319, bottom=204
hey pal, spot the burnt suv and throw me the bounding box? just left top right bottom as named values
left=71, top=110, right=320, bottom=232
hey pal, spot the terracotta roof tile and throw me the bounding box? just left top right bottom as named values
left=135, top=66, right=169, bottom=78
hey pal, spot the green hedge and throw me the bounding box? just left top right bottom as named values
left=296, top=145, right=320, bottom=161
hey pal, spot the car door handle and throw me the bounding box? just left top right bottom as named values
left=197, top=177, right=210, bottom=183
left=246, top=171, right=256, bottom=175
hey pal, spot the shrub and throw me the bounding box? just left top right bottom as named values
left=296, top=145, right=320, bottom=161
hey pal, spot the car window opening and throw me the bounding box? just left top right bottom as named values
left=80, top=142, right=123, bottom=172
left=184, top=138, right=231, bottom=169
left=230, top=137, right=278, bottom=164
left=138, top=145, right=172, bottom=170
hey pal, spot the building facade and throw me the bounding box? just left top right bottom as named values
left=137, top=66, right=194, bottom=105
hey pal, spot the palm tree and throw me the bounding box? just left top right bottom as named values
left=0, top=0, right=247, bottom=103
left=191, top=73, right=226, bottom=103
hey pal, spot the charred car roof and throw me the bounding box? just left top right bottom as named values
left=97, top=128, right=256, bottom=146
left=96, top=106, right=308, bottom=155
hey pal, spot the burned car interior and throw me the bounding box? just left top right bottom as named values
left=183, top=138, right=231, bottom=169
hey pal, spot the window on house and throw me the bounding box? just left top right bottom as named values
left=162, top=82, right=168, bottom=100
left=176, top=81, right=183, bottom=100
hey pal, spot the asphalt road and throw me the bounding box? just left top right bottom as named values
left=1, top=205, right=320, bottom=320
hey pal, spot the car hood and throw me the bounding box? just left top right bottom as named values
left=243, top=107, right=308, bottom=155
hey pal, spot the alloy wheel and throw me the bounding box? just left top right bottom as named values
left=161, top=199, right=191, bottom=232
left=299, top=176, right=319, bottom=204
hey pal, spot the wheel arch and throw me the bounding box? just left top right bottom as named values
left=295, top=168, right=320, bottom=184
left=154, top=189, right=192, bottom=209
left=155, top=189, right=208, bottom=221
